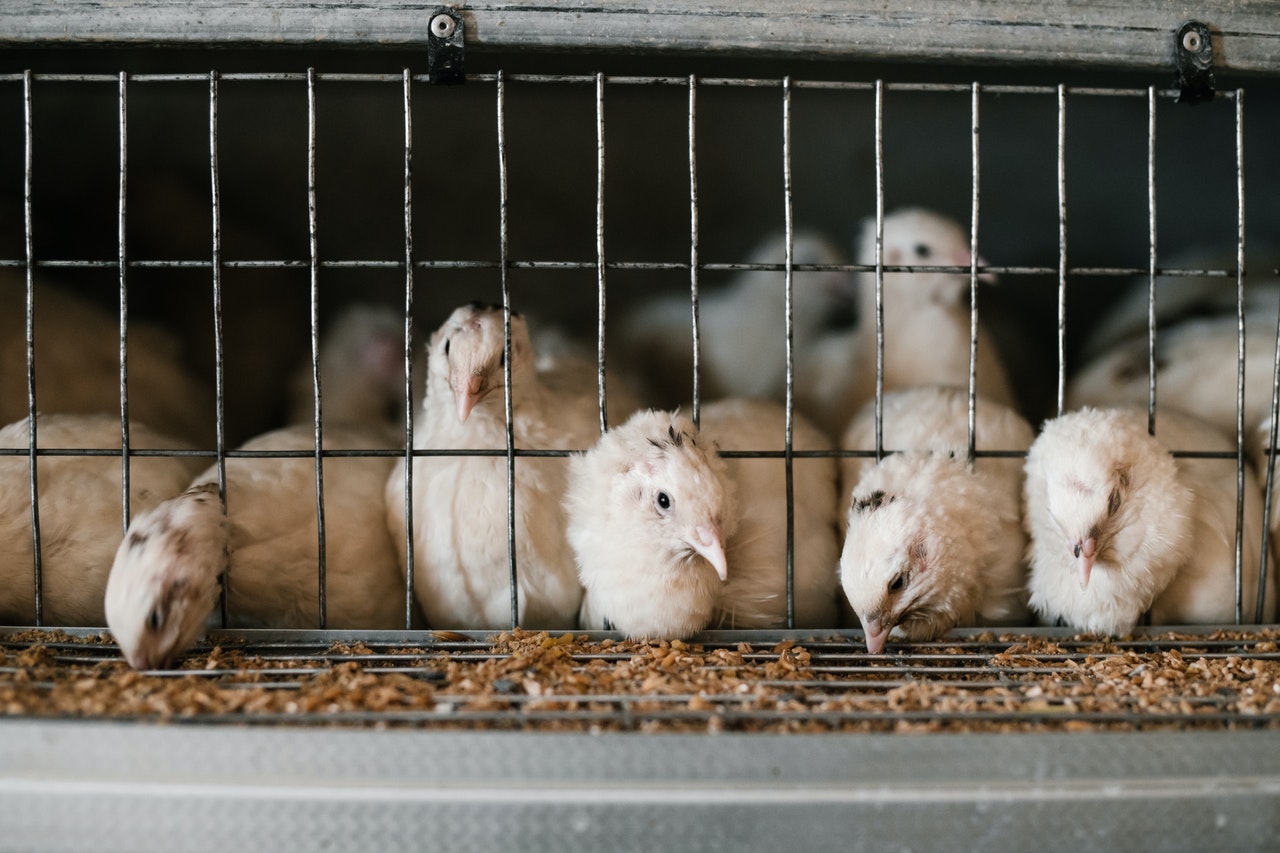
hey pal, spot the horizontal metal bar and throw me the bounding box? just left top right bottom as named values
left=3, top=625, right=1272, bottom=646
left=0, top=258, right=1250, bottom=278
left=0, top=446, right=1250, bottom=465
left=0, top=71, right=1230, bottom=100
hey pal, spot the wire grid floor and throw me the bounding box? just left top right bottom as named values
left=3, top=626, right=1278, bottom=731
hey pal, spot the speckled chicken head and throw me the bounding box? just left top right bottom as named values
left=104, top=484, right=225, bottom=671
left=840, top=479, right=972, bottom=653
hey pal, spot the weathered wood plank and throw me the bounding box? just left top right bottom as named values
left=1, top=1, right=1279, bottom=75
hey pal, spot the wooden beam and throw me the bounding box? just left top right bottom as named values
left=1, top=1, right=1279, bottom=75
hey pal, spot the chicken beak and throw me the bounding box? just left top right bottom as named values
left=1073, top=537, right=1097, bottom=588
left=689, top=524, right=728, bottom=582
left=453, top=373, right=485, bottom=423
left=978, top=258, right=997, bottom=284
left=861, top=615, right=891, bottom=655
left=124, top=648, right=159, bottom=672
left=955, top=250, right=997, bottom=284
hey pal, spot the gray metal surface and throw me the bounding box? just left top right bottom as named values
left=0, top=721, right=1277, bottom=853
left=4, top=1, right=1280, bottom=75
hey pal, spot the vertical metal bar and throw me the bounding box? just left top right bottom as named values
left=117, top=71, right=132, bottom=532
left=1146, top=86, right=1158, bottom=435
left=967, top=81, right=980, bottom=466
left=306, top=67, right=328, bottom=629
left=595, top=72, right=608, bottom=435
left=688, top=75, right=701, bottom=429
left=1233, top=88, right=1246, bottom=624
left=1056, top=84, right=1068, bottom=417
left=1139, top=80, right=1156, bottom=702
left=401, top=67, right=417, bottom=630
left=781, top=76, right=796, bottom=629
left=1141, top=87, right=1161, bottom=637
left=1139, top=90, right=1158, bottom=631
left=1140, top=91, right=1158, bottom=632
left=873, top=79, right=885, bottom=462
left=497, top=71, right=519, bottom=628
left=22, top=69, right=42, bottom=627
left=209, top=70, right=229, bottom=628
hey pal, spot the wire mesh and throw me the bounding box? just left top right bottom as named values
left=0, top=68, right=1275, bottom=735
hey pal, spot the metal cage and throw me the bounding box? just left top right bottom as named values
left=2, top=3, right=1280, bottom=851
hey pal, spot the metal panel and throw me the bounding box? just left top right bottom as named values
left=1, top=721, right=1278, bottom=853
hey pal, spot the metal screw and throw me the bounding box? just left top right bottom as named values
left=431, top=13, right=457, bottom=39
left=1182, top=29, right=1202, bottom=53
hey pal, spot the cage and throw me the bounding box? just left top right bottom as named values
left=1, top=2, right=1280, bottom=851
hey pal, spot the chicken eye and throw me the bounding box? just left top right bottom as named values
left=888, top=573, right=906, bottom=593
left=656, top=491, right=672, bottom=512
left=913, top=243, right=931, bottom=259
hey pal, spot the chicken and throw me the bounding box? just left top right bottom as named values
left=385, top=303, right=618, bottom=630
left=702, top=398, right=841, bottom=629
left=838, top=386, right=1034, bottom=652
left=568, top=399, right=840, bottom=638
left=0, top=413, right=201, bottom=626
left=287, top=303, right=420, bottom=432
left=1247, top=417, right=1280, bottom=622
left=103, top=482, right=225, bottom=669
left=1023, top=406, right=1273, bottom=635
left=527, top=315, right=644, bottom=428
left=797, top=208, right=1016, bottom=438
left=1067, top=311, right=1280, bottom=473
left=0, top=275, right=215, bottom=446
left=567, top=409, right=730, bottom=639
left=619, top=231, right=854, bottom=406
left=105, top=423, right=406, bottom=669
left=1080, top=247, right=1279, bottom=355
